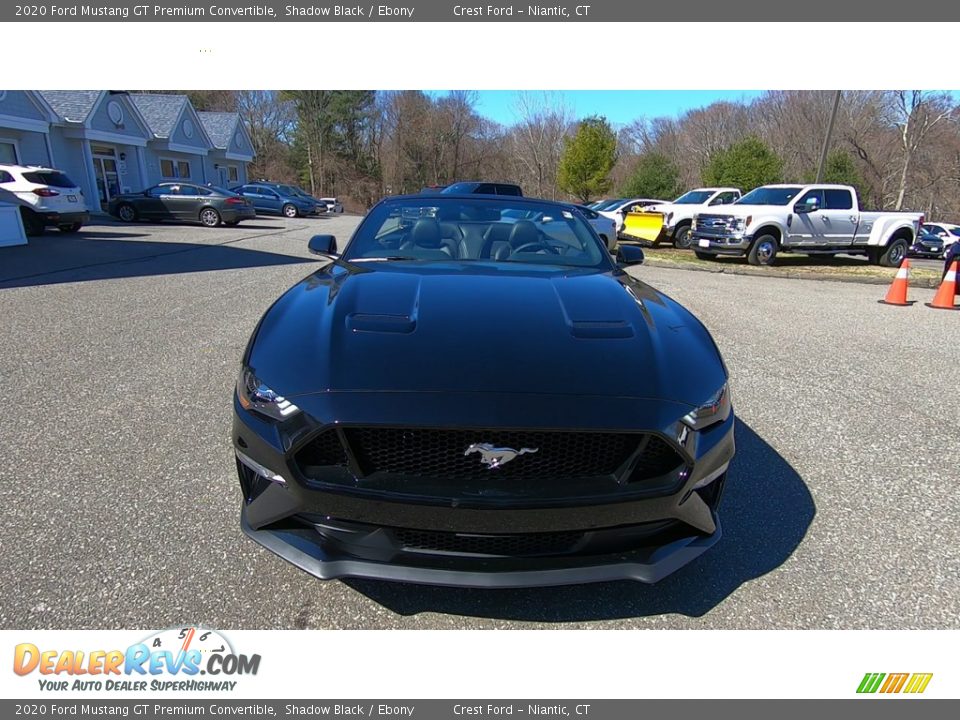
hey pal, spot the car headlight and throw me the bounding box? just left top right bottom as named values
left=236, top=368, right=300, bottom=421
left=682, top=383, right=731, bottom=430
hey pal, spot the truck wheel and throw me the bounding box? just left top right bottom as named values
left=748, top=234, right=779, bottom=266
left=694, top=250, right=715, bottom=261
left=879, top=238, right=908, bottom=267
left=673, top=223, right=693, bottom=249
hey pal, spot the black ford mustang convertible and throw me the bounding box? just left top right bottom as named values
left=232, top=194, right=734, bottom=587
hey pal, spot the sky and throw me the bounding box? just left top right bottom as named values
left=428, top=90, right=767, bottom=127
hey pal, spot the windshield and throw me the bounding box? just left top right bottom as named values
left=674, top=190, right=714, bottom=204
left=737, top=187, right=802, bottom=205
left=343, top=198, right=609, bottom=268
left=594, top=198, right=627, bottom=210
left=441, top=182, right=478, bottom=194
left=23, top=171, right=78, bottom=188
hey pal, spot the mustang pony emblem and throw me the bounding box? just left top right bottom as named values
left=464, top=443, right=539, bottom=470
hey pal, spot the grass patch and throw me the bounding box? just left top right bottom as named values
left=633, top=246, right=942, bottom=285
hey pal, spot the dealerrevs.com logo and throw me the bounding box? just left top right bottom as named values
left=13, top=627, right=261, bottom=692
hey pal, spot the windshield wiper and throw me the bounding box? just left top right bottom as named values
left=352, top=256, right=419, bottom=262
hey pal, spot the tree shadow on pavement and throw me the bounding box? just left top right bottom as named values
left=0, top=232, right=312, bottom=289
left=345, top=419, right=815, bottom=622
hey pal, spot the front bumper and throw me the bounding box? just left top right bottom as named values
left=241, top=506, right=723, bottom=587
left=232, top=392, right=734, bottom=588
left=691, top=231, right=751, bottom=256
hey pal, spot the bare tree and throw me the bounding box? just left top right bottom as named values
left=236, top=91, right=296, bottom=182
left=509, top=92, right=572, bottom=199
left=889, top=91, right=954, bottom=210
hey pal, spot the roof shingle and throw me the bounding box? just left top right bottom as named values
left=197, top=112, right=239, bottom=149
left=129, top=94, right=188, bottom=138
left=39, top=90, right=103, bottom=123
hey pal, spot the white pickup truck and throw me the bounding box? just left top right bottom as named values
left=691, top=184, right=923, bottom=266
left=647, top=187, right=741, bottom=248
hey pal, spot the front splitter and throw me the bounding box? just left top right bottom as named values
left=240, top=506, right=722, bottom=588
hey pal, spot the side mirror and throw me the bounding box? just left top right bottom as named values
left=795, top=200, right=819, bottom=214
left=616, top=244, right=645, bottom=266
left=308, top=234, right=338, bottom=257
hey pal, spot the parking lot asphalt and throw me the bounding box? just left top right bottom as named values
left=909, top=256, right=951, bottom=273
left=1, top=215, right=958, bottom=630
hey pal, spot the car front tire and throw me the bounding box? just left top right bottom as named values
left=747, top=234, right=779, bottom=266
left=282, top=203, right=298, bottom=218
left=673, top=223, right=693, bottom=249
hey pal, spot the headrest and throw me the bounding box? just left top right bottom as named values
left=410, top=218, right=443, bottom=248
left=508, top=220, right=540, bottom=248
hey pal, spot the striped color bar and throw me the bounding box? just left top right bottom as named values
left=903, top=673, right=934, bottom=694
left=857, top=672, right=933, bottom=694
left=879, top=673, right=909, bottom=693
left=857, top=673, right=885, bottom=693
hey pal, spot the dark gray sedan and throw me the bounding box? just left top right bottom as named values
left=108, top=183, right=256, bottom=227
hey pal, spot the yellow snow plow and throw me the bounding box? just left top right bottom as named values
left=621, top=210, right=666, bottom=245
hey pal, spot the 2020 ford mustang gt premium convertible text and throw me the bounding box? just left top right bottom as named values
left=232, top=194, right=735, bottom=587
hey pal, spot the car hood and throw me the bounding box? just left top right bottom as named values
left=247, top=261, right=727, bottom=408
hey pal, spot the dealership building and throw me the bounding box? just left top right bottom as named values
left=0, top=90, right=255, bottom=212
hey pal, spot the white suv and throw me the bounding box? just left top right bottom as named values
left=319, top=197, right=343, bottom=213
left=0, top=164, right=90, bottom=235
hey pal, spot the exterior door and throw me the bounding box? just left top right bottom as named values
left=258, top=187, right=282, bottom=213
left=789, top=190, right=825, bottom=245
left=819, top=188, right=858, bottom=246
left=92, top=151, right=121, bottom=210
left=160, top=184, right=203, bottom=221
left=140, top=186, right=169, bottom=219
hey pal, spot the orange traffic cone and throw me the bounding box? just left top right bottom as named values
left=878, top=259, right=914, bottom=306
left=925, top=260, right=959, bottom=311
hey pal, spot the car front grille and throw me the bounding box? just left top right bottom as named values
left=392, top=528, right=584, bottom=557
left=630, top=435, right=687, bottom=482
left=295, top=430, right=349, bottom=468
left=344, top=428, right=638, bottom=481
left=695, top=214, right=738, bottom=235
left=294, top=427, right=686, bottom=496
